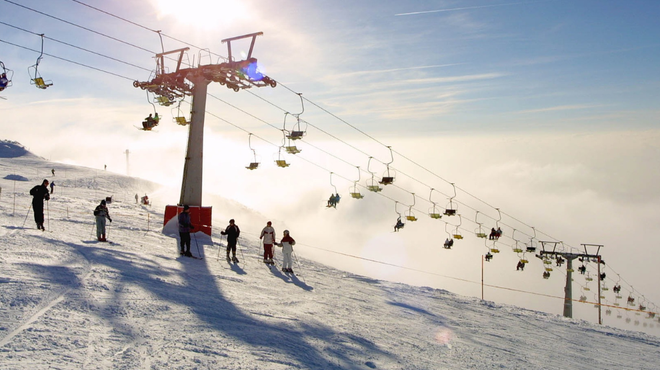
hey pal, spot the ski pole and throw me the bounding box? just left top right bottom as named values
left=238, top=240, right=246, bottom=265
left=90, top=222, right=96, bottom=239
left=46, top=200, right=49, bottom=231
left=292, top=250, right=306, bottom=283
left=21, top=204, right=31, bottom=228
left=193, top=232, right=202, bottom=258
left=216, top=236, right=224, bottom=260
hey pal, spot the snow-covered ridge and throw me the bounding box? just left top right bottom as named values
left=0, top=142, right=659, bottom=369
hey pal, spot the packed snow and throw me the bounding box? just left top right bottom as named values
left=1, top=141, right=659, bottom=369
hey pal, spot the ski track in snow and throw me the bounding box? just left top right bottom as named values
left=1, top=146, right=660, bottom=369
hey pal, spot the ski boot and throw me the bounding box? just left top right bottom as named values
left=232, top=256, right=239, bottom=263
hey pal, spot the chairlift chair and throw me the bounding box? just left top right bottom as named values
left=443, top=223, right=454, bottom=249
left=173, top=100, right=191, bottom=125
left=326, top=173, right=340, bottom=209
left=367, top=177, right=383, bottom=192
left=405, top=193, right=417, bottom=221
left=366, top=157, right=383, bottom=192
left=285, top=145, right=300, bottom=154
left=283, top=104, right=307, bottom=141
left=379, top=146, right=395, bottom=185
left=274, top=147, right=289, bottom=168
left=0, top=61, right=14, bottom=91
left=393, top=202, right=405, bottom=232
left=444, top=183, right=457, bottom=216
left=29, top=34, right=53, bottom=89
left=525, top=227, right=538, bottom=252
left=452, top=214, right=463, bottom=239
left=245, top=134, right=260, bottom=170
left=347, top=167, right=364, bottom=199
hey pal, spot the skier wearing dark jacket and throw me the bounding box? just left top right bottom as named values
left=30, top=179, right=50, bottom=231
left=94, top=199, right=112, bottom=241
left=178, top=205, right=194, bottom=256
left=220, top=219, right=240, bottom=262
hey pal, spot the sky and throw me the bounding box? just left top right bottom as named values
left=1, top=0, right=659, bottom=331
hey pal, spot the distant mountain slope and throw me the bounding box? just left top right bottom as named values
left=0, top=140, right=40, bottom=158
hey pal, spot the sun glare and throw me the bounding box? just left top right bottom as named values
left=153, top=0, right=249, bottom=28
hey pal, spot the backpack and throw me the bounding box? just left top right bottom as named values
left=93, top=208, right=100, bottom=216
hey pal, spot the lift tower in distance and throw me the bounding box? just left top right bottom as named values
left=133, top=32, right=276, bottom=236
left=539, top=242, right=605, bottom=324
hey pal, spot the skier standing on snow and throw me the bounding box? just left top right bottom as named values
left=93, top=199, right=112, bottom=241
left=220, top=219, right=240, bottom=263
left=30, top=179, right=50, bottom=231
left=276, top=230, right=296, bottom=273
left=49, top=181, right=55, bottom=194
left=178, top=205, right=194, bottom=257
left=260, top=221, right=276, bottom=265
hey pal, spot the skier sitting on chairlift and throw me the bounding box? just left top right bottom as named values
left=0, top=73, right=8, bottom=91
left=142, top=113, right=159, bottom=130
left=517, top=260, right=526, bottom=271
left=444, top=238, right=453, bottom=248
left=327, top=193, right=340, bottom=208
left=394, top=216, right=404, bottom=232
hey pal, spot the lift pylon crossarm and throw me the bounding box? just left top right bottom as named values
left=222, top=32, right=264, bottom=61
left=155, top=47, right=191, bottom=76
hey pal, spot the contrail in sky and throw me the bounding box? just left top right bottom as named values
left=395, top=0, right=556, bottom=16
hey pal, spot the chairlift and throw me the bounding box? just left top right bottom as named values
left=284, top=95, right=307, bottom=140
left=379, top=146, right=396, bottom=185
left=543, top=271, right=551, bottom=279
left=490, top=240, right=500, bottom=254
left=405, top=193, right=417, bottom=221
left=443, top=223, right=454, bottom=249
left=511, top=229, right=524, bottom=253
left=485, top=252, right=493, bottom=262
left=585, top=272, right=593, bottom=282
left=627, top=296, right=635, bottom=306
left=526, top=227, right=537, bottom=252
left=280, top=129, right=301, bottom=154
left=326, top=172, right=340, bottom=209
left=474, top=211, right=487, bottom=238
left=274, top=147, right=289, bottom=168
left=444, top=183, right=457, bottom=216
left=452, top=214, right=463, bottom=239
left=366, top=157, right=383, bottom=192
left=138, top=91, right=160, bottom=131
left=394, top=202, right=405, bottom=232
left=28, top=34, right=53, bottom=89
left=349, top=166, right=364, bottom=199
left=173, top=99, right=190, bottom=126
left=0, top=61, right=14, bottom=91
left=245, top=133, right=260, bottom=170
left=428, top=188, right=442, bottom=219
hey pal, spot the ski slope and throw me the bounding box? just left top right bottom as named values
left=1, top=141, right=659, bottom=369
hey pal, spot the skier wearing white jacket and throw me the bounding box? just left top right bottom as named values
left=276, top=230, right=296, bottom=273
left=260, top=221, right=276, bottom=265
